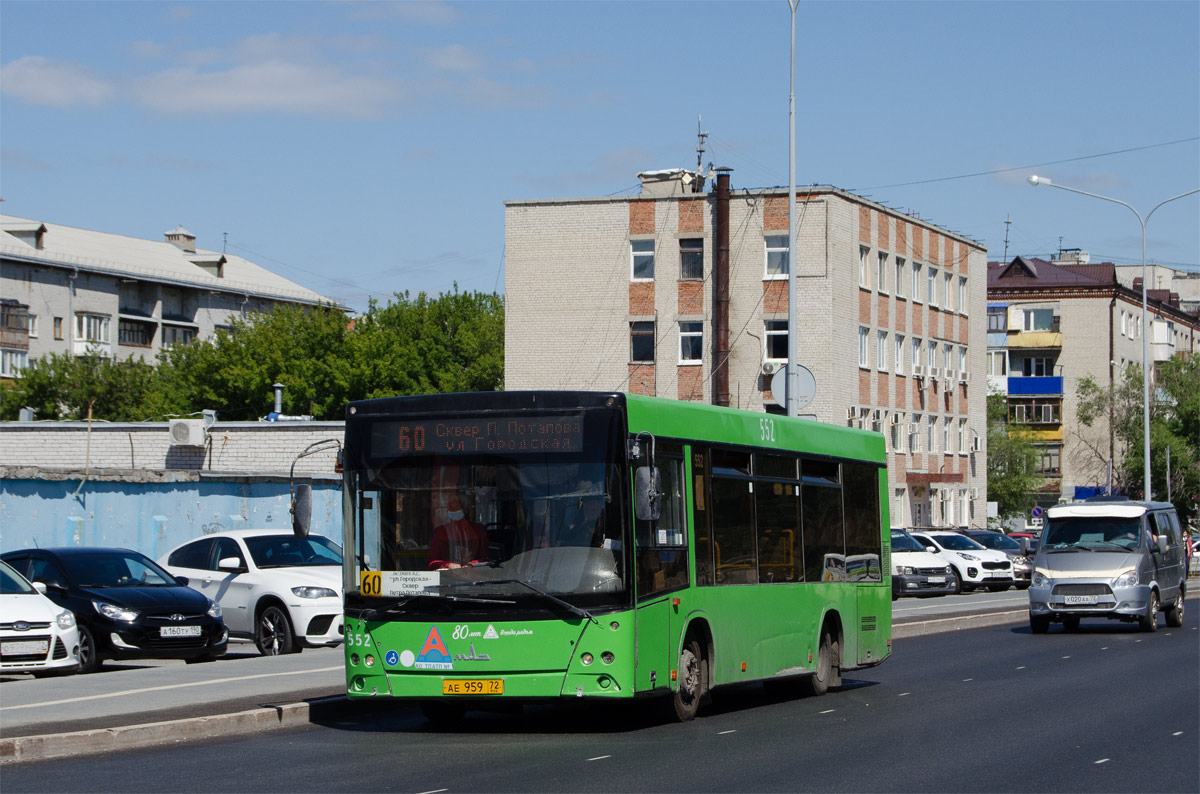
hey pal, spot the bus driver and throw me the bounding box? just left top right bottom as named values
left=426, top=493, right=488, bottom=570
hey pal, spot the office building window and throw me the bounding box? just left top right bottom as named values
left=859, top=327, right=870, bottom=368
left=912, top=263, right=922, bottom=303
left=630, top=321, right=655, bottom=363
left=679, top=321, right=703, bottom=363
left=631, top=239, right=655, bottom=280
left=877, top=252, right=889, bottom=293
left=944, top=273, right=953, bottom=312
left=927, top=267, right=938, bottom=306
left=895, top=334, right=905, bottom=376
left=926, top=415, right=937, bottom=454
left=765, top=235, right=789, bottom=278
left=680, top=238, right=704, bottom=280
left=895, top=258, right=906, bottom=298
left=912, top=337, right=922, bottom=369
left=877, top=330, right=889, bottom=371
left=909, top=414, right=922, bottom=452
left=958, top=419, right=967, bottom=455
left=958, top=277, right=967, bottom=314
left=859, top=246, right=870, bottom=288
left=987, top=350, right=1006, bottom=375
left=765, top=320, right=788, bottom=361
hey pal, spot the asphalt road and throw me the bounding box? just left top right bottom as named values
left=4, top=616, right=1197, bottom=793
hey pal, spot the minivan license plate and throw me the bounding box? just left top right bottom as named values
left=160, top=626, right=202, bottom=637
left=1064, top=595, right=1098, bottom=605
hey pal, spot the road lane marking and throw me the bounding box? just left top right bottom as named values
left=819, top=709, right=835, bottom=714
left=0, top=665, right=344, bottom=711
left=1173, top=731, right=1183, bottom=736
left=962, top=678, right=973, bottom=682
left=1016, top=666, right=1026, bottom=670
left=718, top=730, right=736, bottom=735
left=417, top=789, right=449, bottom=793
left=587, top=755, right=611, bottom=762
left=898, top=692, right=910, bottom=697
left=1094, top=759, right=1110, bottom=765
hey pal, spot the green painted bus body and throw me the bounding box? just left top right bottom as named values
left=341, top=392, right=891, bottom=706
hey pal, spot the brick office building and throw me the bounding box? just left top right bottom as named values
left=505, top=168, right=988, bottom=530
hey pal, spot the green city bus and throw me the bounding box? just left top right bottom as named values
left=339, top=391, right=891, bottom=722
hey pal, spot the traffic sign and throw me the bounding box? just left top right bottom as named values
left=1031, top=505, right=1044, bottom=519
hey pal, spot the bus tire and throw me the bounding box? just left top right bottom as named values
left=672, top=637, right=706, bottom=722
left=803, top=631, right=836, bottom=697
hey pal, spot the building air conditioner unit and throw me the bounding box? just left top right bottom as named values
left=907, top=423, right=919, bottom=435
left=762, top=361, right=780, bottom=376
left=962, top=371, right=971, bottom=384
left=168, top=419, right=206, bottom=447
left=927, top=367, right=941, bottom=381
left=846, top=406, right=858, bottom=421
left=971, top=436, right=982, bottom=452
left=890, top=412, right=903, bottom=425
left=912, top=365, right=926, bottom=379
left=969, top=488, right=979, bottom=500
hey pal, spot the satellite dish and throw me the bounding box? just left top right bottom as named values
left=771, top=364, right=816, bottom=411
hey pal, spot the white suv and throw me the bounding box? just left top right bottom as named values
left=910, top=531, right=1015, bottom=593
left=161, top=530, right=343, bottom=655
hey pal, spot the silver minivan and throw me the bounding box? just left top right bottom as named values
left=1028, top=498, right=1187, bottom=633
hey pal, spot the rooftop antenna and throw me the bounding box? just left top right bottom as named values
left=696, top=115, right=708, bottom=176
left=1002, top=214, right=1011, bottom=263
left=223, top=232, right=227, bottom=253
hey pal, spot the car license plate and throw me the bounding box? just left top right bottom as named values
left=2, top=640, right=49, bottom=655
left=1064, top=595, right=1098, bottom=605
left=928, top=576, right=945, bottom=583
left=160, top=625, right=202, bottom=637
left=989, top=572, right=1009, bottom=578
left=442, top=679, right=503, bottom=695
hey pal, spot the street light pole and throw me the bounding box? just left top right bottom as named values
left=786, top=0, right=800, bottom=417
left=1027, top=175, right=1199, bottom=501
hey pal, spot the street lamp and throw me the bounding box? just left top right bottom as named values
left=1027, top=175, right=1199, bottom=501
left=786, top=0, right=800, bottom=417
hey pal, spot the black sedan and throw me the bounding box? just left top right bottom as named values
left=0, top=547, right=227, bottom=673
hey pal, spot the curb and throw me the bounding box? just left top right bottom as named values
left=893, top=609, right=1027, bottom=638
left=0, top=696, right=350, bottom=765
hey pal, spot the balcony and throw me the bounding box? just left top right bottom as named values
left=1007, top=376, right=1063, bottom=396
left=1008, top=331, right=1063, bottom=349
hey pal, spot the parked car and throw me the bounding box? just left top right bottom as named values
left=0, top=548, right=227, bottom=673
left=1029, top=498, right=1187, bottom=633
left=959, top=529, right=1033, bottom=589
left=0, top=560, right=80, bottom=677
left=890, top=529, right=959, bottom=598
left=1008, top=532, right=1040, bottom=554
left=160, top=529, right=344, bottom=656
left=909, top=531, right=1015, bottom=592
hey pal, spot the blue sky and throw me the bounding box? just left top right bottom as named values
left=2, top=1, right=1197, bottom=312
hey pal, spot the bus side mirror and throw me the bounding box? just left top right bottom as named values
left=292, top=484, right=312, bottom=539
left=634, top=466, right=662, bottom=522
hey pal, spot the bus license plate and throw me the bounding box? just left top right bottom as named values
left=1064, top=595, right=1098, bottom=605
left=443, top=679, right=503, bottom=695
left=160, top=626, right=202, bottom=637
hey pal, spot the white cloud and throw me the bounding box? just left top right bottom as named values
left=0, top=56, right=114, bottom=108
left=421, top=44, right=485, bottom=74
left=131, top=61, right=403, bottom=117
left=343, top=0, right=461, bottom=25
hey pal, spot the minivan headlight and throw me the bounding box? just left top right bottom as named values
left=207, top=599, right=223, bottom=619
left=1113, top=570, right=1138, bottom=588
left=1032, top=571, right=1050, bottom=588
left=94, top=601, right=140, bottom=622
left=56, top=610, right=76, bottom=630
left=292, top=586, right=338, bottom=599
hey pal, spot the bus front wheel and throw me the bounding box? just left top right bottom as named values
left=672, top=638, right=707, bottom=722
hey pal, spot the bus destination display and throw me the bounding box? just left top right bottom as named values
left=372, top=415, right=584, bottom=456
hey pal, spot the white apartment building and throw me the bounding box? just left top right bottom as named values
left=1, top=215, right=338, bottom=377
left=505, top=168, right=988, bottom=530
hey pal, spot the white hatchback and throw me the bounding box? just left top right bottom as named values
left=160, top=530, right=344, bottom=655
left=910, top=530, right=1016, bottom=592
left=0, top=559, right=80, bottom=676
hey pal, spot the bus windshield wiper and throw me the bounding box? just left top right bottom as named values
left=458, top=579, right=598, bottom=625
left=352, top=592, right=515, bottom=620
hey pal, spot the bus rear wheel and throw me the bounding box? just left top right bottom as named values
left=803, top=631, right=838, bottom=697
left=672, top=638, right=706, bottom=722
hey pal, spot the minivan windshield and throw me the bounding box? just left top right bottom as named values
left=1043, top=516, right=1142, bottom=551
left=891, top=531, right=926, bottom=552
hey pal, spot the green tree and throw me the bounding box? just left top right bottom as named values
left=986, top=389, right=1041, bottom=522
left=0, top=351, right=158, bottom=421
left=1075, top=358, right=1199, bottom=523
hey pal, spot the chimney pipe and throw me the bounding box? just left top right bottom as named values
left=713, top=169, right=732, bottom=407
left=273, top=383, right=284, bottom=414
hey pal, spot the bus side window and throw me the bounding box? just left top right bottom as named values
left=692, top=448, right=714, bottom=587
left=843, top=462, right=883, bottom=582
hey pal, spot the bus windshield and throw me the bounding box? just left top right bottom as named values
left=348, top=409, right=629, bottom=613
